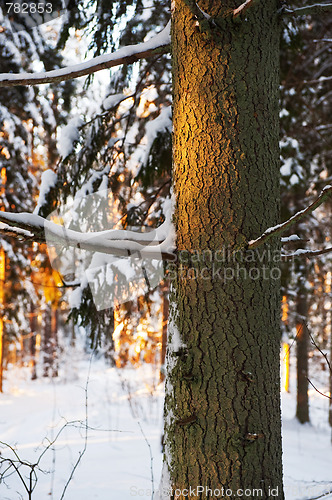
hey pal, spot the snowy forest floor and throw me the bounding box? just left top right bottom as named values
left=0, top=349, right=331, bottom=500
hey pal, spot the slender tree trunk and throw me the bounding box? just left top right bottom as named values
left=0, top=248, right=5, bottom=392
left=43, top=306, right=58, bottom=377
left=329, top=210, right=332, bottom=433
left=329, top=313, right=332, bottom=431
left=0, top=319, right=3, bottom=393
left=51, top=307, right=58, bottom=377
left=161, top=1, right=284, bottom=498
left=294, top=189, right=310, bottom=424
left=160, top=282, right=169, bottom=382
left=295, top=279, right=310, bottom=424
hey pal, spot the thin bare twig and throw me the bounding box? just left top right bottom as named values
left=307, top=378, right=332, bottom=400
left=308, top=331, right=332, bottom=373
left=248, top=185, right=332, bottom=249
left=137, top=421, right=154, bottom=500
left=59, top=350, right=95, bottom=500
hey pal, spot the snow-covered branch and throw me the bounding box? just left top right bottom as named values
left=0, top=207, right=176, bottom=261
left=281, top=246, right=332, bottom=260
left=283, top=3, right=332, bottom=17
left=248, top=185, right=332, bottom=249
left=0, top=22, right=170, bottom=87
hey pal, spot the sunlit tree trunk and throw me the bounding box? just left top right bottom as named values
left=161, top=1, right=284, bottom=498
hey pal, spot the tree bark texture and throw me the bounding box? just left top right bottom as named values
left=162, top=0, right=284, bottom=498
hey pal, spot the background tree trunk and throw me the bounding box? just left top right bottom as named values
left=43, top=306, right=58, bottom=377
left=295, top=269, right=310, bottom=424
left=160, top=282, right=169, bottom=382
left=329, top=316, right=332, bottom=432
left=29, top=302, right=38, bottom=380
left=161, top=0, right=284, bottom=497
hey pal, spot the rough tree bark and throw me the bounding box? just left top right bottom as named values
left=161, top=0, right=284, bottom=498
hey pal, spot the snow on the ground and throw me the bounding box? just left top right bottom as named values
left=0, top=351, right=331, bottom=500
left=0, top=354, right=164, bottom=500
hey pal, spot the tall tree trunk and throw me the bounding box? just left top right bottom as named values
left=0, top=247, right=5, bottom=392
left=161, top=1, right=284, bottom=498
left=294, top=189, right=310, bottom=424
left=30, top=302, right=38, bottom=380
left=160, top=282, right=169, bottom=382
left=43, top=306, right=58, bottom=377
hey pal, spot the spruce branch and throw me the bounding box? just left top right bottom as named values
left=0, top=23, right=170, bottom=87
left=0, top=209, right=176, bottom=261
left=248, top=185, right=332, bottom=249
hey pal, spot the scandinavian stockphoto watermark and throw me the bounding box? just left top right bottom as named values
left=130, top=485, right=280, bottom=497
left=167, top=247, right=283, bottom=283
left=3, top=0, right=73, bottom=32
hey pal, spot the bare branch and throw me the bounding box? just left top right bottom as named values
left=233, top=0, right=258, bottom=18
left=248, top=185, right=332, bottom=249
left=0, top=22, right=170, bottom=88
left=301, top=75, right=332, bottom=85
left=281, top=246, right=332, bottom=260
left=308, top=330, right=332, bottom=373
left=283, top=3, right=332, bottom=17
left=307, top=378, right=332, bottom=400
left=59, top=351, right=94, bottom=500
left=281, top=75, right=332, bottom=89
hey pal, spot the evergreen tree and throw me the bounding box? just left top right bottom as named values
left=0, top=6, right=72, bottom=379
